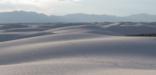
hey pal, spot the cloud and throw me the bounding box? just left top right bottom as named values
left=59, top=0, right=81, bottom=2
left=0, top=0, right=81, bottom=14
left=1, top=0, right=155, bottom=16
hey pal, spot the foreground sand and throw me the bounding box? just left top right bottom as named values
left=0, top=25, right=156, bottom=75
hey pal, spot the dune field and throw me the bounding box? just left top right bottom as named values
left=0, top=22, right=156, bottom=75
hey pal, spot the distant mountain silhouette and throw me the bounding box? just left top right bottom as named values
left=124, top=13, right=156, bottom=22
left=0, top=11, right=156, bottom=23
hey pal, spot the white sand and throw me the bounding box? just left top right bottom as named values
left=0, top=24, right=156, bottom=75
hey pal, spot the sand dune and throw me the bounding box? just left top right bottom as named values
left=0, top=23, right=156, bottom=75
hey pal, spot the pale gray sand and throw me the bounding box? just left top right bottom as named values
left=0, top=24, right=156, bottom=75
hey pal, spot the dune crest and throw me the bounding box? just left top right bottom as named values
left=0, top=23, right=156, bottom=75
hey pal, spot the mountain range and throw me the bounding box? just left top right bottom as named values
left=0, top=11, right=156, bottom=23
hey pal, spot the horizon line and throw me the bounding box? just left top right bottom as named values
left=0, top=10, right=155, bottom=17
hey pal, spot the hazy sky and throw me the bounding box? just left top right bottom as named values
left=0, top=0, right=155, bottom=16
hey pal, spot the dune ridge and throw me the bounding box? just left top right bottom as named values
left=0, top=23, right=156, bottom=75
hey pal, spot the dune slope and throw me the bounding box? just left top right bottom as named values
left=0, top=24, right=156, bottom=75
